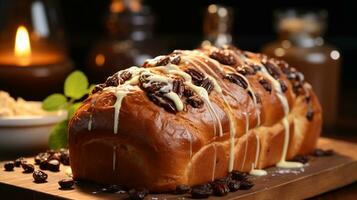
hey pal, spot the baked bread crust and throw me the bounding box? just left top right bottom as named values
left=69, top=45, right=322, bottom=192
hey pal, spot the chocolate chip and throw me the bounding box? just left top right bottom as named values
left=264, top=61, right=281, bottom=79
left=237, top=66, right=255, bottom=76
left=183, top=86, right=195, bottom=97
left=48, top=159, right=60, bottom=172
left=34, top=153, right=48, bottom=165
left=191, top=184, right=213, bottom=199
left=239, top=180, right=254, bottom=190
left=128, top=188, right=149, bottom=200
left=101, top=185, right=123, bottom=193
left=4, top=161, right=14, bottom=171
left=225, top=73, right=248, bottom=89
left=33, top=170, right=48, bottom=183
left=147, top=92, right=177, bottom=113
left=92, top=83, right=105, bottom=94
left=312, top=148, right=334, bottom=157
left=14, top=157, right=26, bottom=167
left=279, top=80, right=288, bottom=92
left=187, top=96, right=204, bottom=108
left=211, top=182, right=229, bottom=196
left=229, top=170, right=248, bottom=181
left=259, top=78, right=272, bottom=93
left=58, top=179, right=75, bottom=189
left=175, top=184, right=191, bottom=194
left=306, top=107, right=314, bottom=121
left=22, top=163, right=34, bottom=173
left=227, top=179, right=240, bottom=192
left=39, top=160, right=48, bottom=170
left=291, top=155, right=309, bottom=164
left=60, top=150, right=70, bottom=166
left=210, top=50, right=236, bottom=65
left=185, top=68, right=205, bottom=85
left=172, top=79, right=184, bottom=96
left=201, top=78, right=214, bottom=93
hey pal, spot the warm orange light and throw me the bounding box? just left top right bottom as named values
left=14, top=26, right=31, bottom=57
left=95, top=54, right=105, bottom=66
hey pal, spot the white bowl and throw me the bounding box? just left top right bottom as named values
left=0, top=110, right=67, bottom=152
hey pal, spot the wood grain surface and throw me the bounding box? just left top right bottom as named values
left=0, top=137, right=356, bottom=200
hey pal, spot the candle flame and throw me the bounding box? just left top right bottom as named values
left=15, top=26, right=31, bottom=57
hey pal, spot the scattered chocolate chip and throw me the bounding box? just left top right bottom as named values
left=312, top=148, right=334, bottom=157
left=4, top=161, right=14, bottom=171
left=210, top=50, right=236, bottom=65
left=230, top=170, right=248, bottom=181
left=259, top=78, right=272, bottom=93
left=172, top=79, right=184, bottom=96
left=264, top=61, right=280, bottom=79
left=22, top=163, right=34, bottom=173
left=185, top=68, right=205, bottom=85
left=39, top=160, right=48, bottom=170
left=306, top=107, right=314, bottom=121
left=105, top=73, right=120, bottom=87
left=58, top=179, right=75, bottom=189
left=279, top=80, right=288, bottom=92
left=147, top=92, right=177, bottom=114
left=191, top=184, right=213, bottom=199
left=227, top=179, right=240, bottom=192
left=14, top=157, right=26, bottom=167
left=239, top=180, right=254, bottom=190
left=186, top=96, right=204, bottom=108
left=170, top=54, right=181, bottom=65
left=48, top=159, right=60, bottom=172
left=33, top=170, right=48, bottom=183
left=291, top=155, right=309, bottom=164
left=183, top=86, right=195, bottom=97
left=237, top=66, right=255, bottom=76
left=128, top=188, right=149, bottom=200
left=225, top=73, right=248, bottom=89
left=200, top=78, right=214, bottom=93
left=101, top=185, right=123, bottom=193
left=60, top=150, right=70, bottom=166
left=211, top=182, right=229, bottom=196
left=156, top=56, right=170, bottom=66
left=91, top=83, right=105, bottom=94
left=175, top=184, right=191, bottom=194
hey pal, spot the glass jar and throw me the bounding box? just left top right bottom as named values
left=261, top=9, right=341, bottom=128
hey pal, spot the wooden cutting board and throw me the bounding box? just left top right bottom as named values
left=0, top=137, right=357, bottom=200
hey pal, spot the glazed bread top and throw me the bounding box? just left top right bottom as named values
left=69, top=45, right=318, bottom=174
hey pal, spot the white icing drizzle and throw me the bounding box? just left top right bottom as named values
left=240, top=112, right=249, bottom=171
left=249, top=134, right=267, bottom=176
left=164, top=92, right=183, bottom=111
left=112, top=145, right=117, bottom=171
left=257, top=60, right=303, bottom=169
left=212, top=144, right=217, bottom=181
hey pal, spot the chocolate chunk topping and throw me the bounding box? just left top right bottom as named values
left=191, top=184, right=213, bottom=199
left=229, top=170, right=248, bottom=181
left=120, top=70, right=132, bottom=82
left=185, top=68, right=205, bottom=85
left=279, top=80, right=288, bottom=92
left=291, top=155, right=309, bottom=164
left=156, top=56, right=170, bottom=66
left=264, top=61, right=281, bottom=79
left=14, top=157, right=26, bottom=167
left=170, top=54, right=181, bottom=65
left=293, top=82, right=303, bottom=95
left=259, top=78, right=272, bottom=93
left=183, top=86, right=195, bottom=97
left=240, top=180, right=254, bottom=190
left=227, top=179, right=240, bottom=192
left=225, top=73, right=248, bottom=89
left=172, top=79, right=184, bottom=96
left=33, top=170, right=48, bottom=183
left=105, top=73, right=120, bottom=87
left=211, top=182, right=229, bottom=196
left=91, top=83, right=105, bottom=94
left=201, top=78, right=214, bottom=94
left=22, top=163, right=34, bottom=173
left=306, top=106, right=314, bottom=121
left=128, top=188, right=149, bottom=200
left=58, top=179, right=75, bottom=189
left=237, top=66, right=255, bottom=76
left=187, top=96, right=204, bottom=108
left=147, top=92, right=177, bottom=113
left=210, top=50, right=236, bottom=65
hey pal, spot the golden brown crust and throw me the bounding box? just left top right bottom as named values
left=69, top=45, right=322, bottom=192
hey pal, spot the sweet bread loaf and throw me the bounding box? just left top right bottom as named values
left=68, top=45, right=322, bottom=192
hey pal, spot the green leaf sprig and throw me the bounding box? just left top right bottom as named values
left=42, top=70, right=94, bottom=150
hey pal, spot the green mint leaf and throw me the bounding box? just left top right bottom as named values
left=42, top=93, right=67, bottom=111
left=68, top=102, right=81, bottom=119
left=48, top=120, right=68, bottom=150
left=64, top=70, right=89, bottom=100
